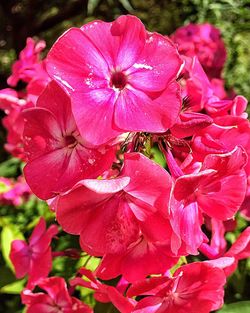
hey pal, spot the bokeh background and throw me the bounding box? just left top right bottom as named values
left=0, top=1, right=250, bottom=312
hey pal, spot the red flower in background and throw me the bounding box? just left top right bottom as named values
left=7, top=37, right=48, bottom=87
left=171, top=23, right=226, bottom=78
left=10, top=218, right=58, bottom=289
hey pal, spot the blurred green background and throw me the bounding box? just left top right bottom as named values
left=0, top=0, right=250, bottom=99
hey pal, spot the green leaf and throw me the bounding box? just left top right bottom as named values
left=170, top=256, right=187, bottom=275
left=1, top=224, right=25, bottom=270
left=0, top=181, right=10, bottom=193
left=77, top=255, right=100, bottom=272
left=0, top=265, right=17, bottom=289
left=151, top=146, right=166, bottom=168
left=0, top=158, right=21, bottom=177
left=218, top=301, right=250, bottom=313
left=119, top=0, right=134, bottom=11
left=0, top=279, right=25, bottom=294
left=87, top=0, right=101, bottom=15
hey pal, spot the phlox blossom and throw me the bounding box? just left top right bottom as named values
left=171, top=23, right=226, bottom=78
left=0, top=88, right=32, bottom=159
left=10, top=218, right=58, bottom=289
left=127, top=262, right=226, bottom=313
left=47, top=15, right=182, bottom=145
left=170, top=146, right=247, bottom=254
left=55, top=153, right=173, bottom=260
left=21, top=276, right=92, bottom=313
left=95, top=215, right=179, bottom=282
left=224, top=227, right=250, bottom=276
left=0, top=176, right=31, bottom=206
left=7, top=37, right=48, bottom=87
left=23, top=81, right=115, bottom=200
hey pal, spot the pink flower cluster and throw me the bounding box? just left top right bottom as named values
left=3, top=15, right=250, bottom=312
left=0, top=175, right=31, bottom=206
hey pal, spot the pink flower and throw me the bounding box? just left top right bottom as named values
left=0, top=88, right=25, bottom=111
left=96, top=222, right=178, bottom=282
left=224, top=227, right=250, bottom=276
left=70, top=268, right=135, bottom=313
left=171, top=23, right=226, bottom=78
left=23, top=81, right=115, bottom=200
left=7, top=37, right=48, bottom=87
left=21, top=276, right=92, bottom=313
left=0, top=176, right=31, bottom=206
left=46, top=15, right=182, bottom=145
left=10, top=217, right=58, bottom=289
left=127, top=262, right=226, bottom=313
left=55, top=153, right=173, bottom=257
left=0, top=88, right=31, bottom=159
left=170, top=146, right=247, bottom=254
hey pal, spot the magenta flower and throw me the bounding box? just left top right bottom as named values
left=21, top=276, right=92, bottom=313
left=10, top=218, right=58, bottom=289
left=0, top=88, right=32, bottom=159
left=170, top=146, right=247, bottom=254
left=7, top=37, right=48, bottom=87
left=224, top=227, right=250, bottom=276
left=71, top=268, right=135, bottom=313
left=0, top=176, right=31, bottom=206
left=96, top=221, right=178, bottom=282
left=55, top=153, right=173, bottom=257
left=127, top=262, right=226, bottom=313
left=171, top=23, right=226, bottom=78
left=46, top=15, right=182, bottom=145
left=23, top=81, right=115, bottom=200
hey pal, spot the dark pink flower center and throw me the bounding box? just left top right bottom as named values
left=110, top=71, right=127, bottom=90
left=63, top=135, right=78, bottom=149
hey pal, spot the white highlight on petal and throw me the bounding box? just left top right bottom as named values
left=54, top=75, right=75, bottom=91
left=133, top=63, right=153, bottom=70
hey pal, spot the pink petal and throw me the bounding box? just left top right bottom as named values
left=56, top=184, right=112, bottom=235
left=226, top=227, right=250, bottom=260
left=82, top=176, right=130, bottom=194
left=121, top=240, right=178, bottom=282
left=122, top=153, right=173, bottom=218
left=29, top=217, right=46, bottom=246
left=170, top=200, right=203, bottom=254
left=36, top=81, right=75, bottom=133
left=128, top=33, right=182, bottom=92
left=115, top=82, right=181, bottom=132
left=174, top=169, right=216, bottom=201
left=110, top=15, right=146, bottom=70
left=27, top=249, right=52, bottom=289
left=106, top=285, right=135, bottom=313
left=26, top=303, right=59, bottom=313
left=24, top=149, right=74, bottom=199
left=46, top=28, right=109, bottom=92
left=71, top=89, right=121, bottom=146
left=197, top=172, right=247, bottom=220
left=38, top=277, right=72, bottom=308
left=79, top=198, right=139, bottom=255
left=133, top=297, right=163, bottom=313
left=10, top=240, right=30, bottom=278
left=202, top=146, right=248, bottom=175
left=23, top=107, right=62, bottom=160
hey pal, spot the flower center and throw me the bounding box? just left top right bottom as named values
left=64, top=135, right=78, bottom=149
left=110, top=71, right=127, bottom=90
